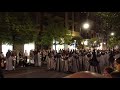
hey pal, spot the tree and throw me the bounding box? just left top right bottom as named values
left=71, top=36, right=83, bottom=49
left=0, top=12, right=37, bottom=44
left=107, top=36, right=118, bottom=49
left=63, top=32, right=72, bottom=45
left=96, top=12, right=120, bottom=37
left=36, top=31, right=53, bottom=49
left=88, top=37, right=100, bottom=48
left=0, top=12, right=37, bottom=52
left=95, top=12, right=120, bottom=49
left=45, top=20, right=68, bottom=50
left=36, top=15, right=71, bottom=50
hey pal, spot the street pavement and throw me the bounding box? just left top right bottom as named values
left=4, top=66, right=70, bottom=78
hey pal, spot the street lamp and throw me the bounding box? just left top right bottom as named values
left=84, top=40, right=88, bottom=46
left=110, top=32, right=115, bottom=50
left=111, top=32, right=115, bottom=36
left=80, top=22, right=90, bottom=49
left=104, top=42, right=106, bottom=45
left=80, top=22, right=90, bottom=32
left=83, top=23, right=90, bottom=29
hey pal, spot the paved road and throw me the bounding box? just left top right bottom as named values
left=4, top=67, right=70, bottom=78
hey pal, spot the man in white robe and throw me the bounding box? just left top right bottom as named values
left=38, top=51, right=42, bottom=67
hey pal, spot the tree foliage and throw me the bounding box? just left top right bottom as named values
left=88, top=37, right=100, bottom=48
left=107, top=35, right=120, bottom=48
left=0, top=12, right=37, bottom=45
left=96, top=12, right=120, bottom=34
left=36, top=15, right=71, bottom=48
left=96, top=12, right=120, bottom=48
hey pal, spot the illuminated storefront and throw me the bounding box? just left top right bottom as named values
left=24, top=42, right=35, bottom=56
left=2, top=44, right=13, bottom=56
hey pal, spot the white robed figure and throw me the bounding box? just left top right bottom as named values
left=6, top=56, right=13, bottom=71
left=56, top=56, right=61, bottom=71
left=68, top=56, right=73, bottom=72
left=72, top=55, right=79, bottom=73
left=60, top=56, right=64, bottom=72
left=104, top=52, right=109, bottom=66
left=45, top=53, right=49, bottom=66
left=38, top=52, right=42, bottom=67
left=80, top=54, right=86, bottom=71
left=99, top=53, right=106, bottom=72
left=62, top=55, right=69, bottom=72
left=47, top=56, right=51, bottom=70
left=29, top=50, right=34, bottom=65
left=63, top=59, right=69, bottom=72
left=86, top=54, right=92, bottom=71
left=47, top=54, right=55, bottom=70
left=12, top=56, right=16, bottom=70
left=75, top=54, right=81, bottom=71
left=6, top=50, right=13, bottom=71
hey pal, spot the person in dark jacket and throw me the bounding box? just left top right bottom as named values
left=88, top=49, right=101, bottom=73
left=108, top=51, right=115, bottom=68
left=111, top=57, right=120, bottom=78
left=103, top=67, right=114, bottom=78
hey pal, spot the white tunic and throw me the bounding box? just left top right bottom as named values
left=6, top=56, right=13, bottom=71
left=38, top=52, right=42, bottom=67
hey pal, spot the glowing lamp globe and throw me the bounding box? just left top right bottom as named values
left=83, top=23, right=90, bottom=29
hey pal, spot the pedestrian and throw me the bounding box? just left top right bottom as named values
left=0, top=57, right=4, bottom=78
left=6, top=50, right=13, bottom=71
left=88, top=49, right=100, bottom=73
left=111, top=57, right=120, bottom=78
left=34, top=50, right=38, bottom=67
left=6, top=55, right=13, bottom=71
left=108, top=51, right=115, bottom=68
left=24, top=50, right=28, bottom=66
left=38, top=51, right=42, bottom=67
left=55, top=53, right=61, bottom=71
left=103, top=67, right=114, bottom=78
left=29, top=50, right=34, bottom=65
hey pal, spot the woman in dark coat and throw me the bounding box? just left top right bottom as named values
left=88, top=49, right=101, bottom=73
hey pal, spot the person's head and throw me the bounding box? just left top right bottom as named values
left=103, top=67, right=114, bottom=75
left=114, top=57, right=120, bottom=71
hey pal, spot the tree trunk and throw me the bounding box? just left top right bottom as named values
left=65, top=12, right=69, bottom=30
left=13, top=44, right=24, bottom=63
left=39, top=12, right=44, bottom=32
left=55, top=38, right=57, bottom=51
left=37, top=12, right=44, bottom=49
left=64, top=12, right=69, bottom=49
left=72, top=12, right=74, bottom=32
left=13, top=44, right=24, bottom=53
left=35, top=12, right=44, bottom=50
left=40, top=12, right=44, bottom=50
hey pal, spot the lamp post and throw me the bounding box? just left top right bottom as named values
left=80, top=22, right=90, bottom=50
left=111, top=32, right=115, bottom=36
left=110, top=32, right=115, bottom=50
left=83, top=23, right=90, bottom=29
